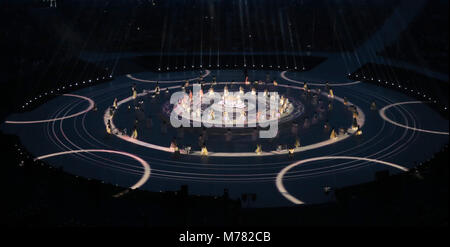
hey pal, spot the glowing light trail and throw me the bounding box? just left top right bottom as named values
left=36, top=149, right=151, bottom=190
left=276, top=156, right=408, bottom=205
left=379, top=101, right=449, bottom=135
left=5, top=94, right=95, bottom=124
left=126, top=70, right=211, bottom=84
left=281, top=71, right=362, bottom=86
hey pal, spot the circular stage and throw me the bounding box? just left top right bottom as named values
left=3, top=69, right=448, bottom=207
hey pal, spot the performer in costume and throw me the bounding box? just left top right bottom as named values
left=155, top=82, right=160, bottom=94
left=131, top=124, right=138, bottom=139
left=273, top=80, right=278, bottom=86
left=170, top=138, right=179, bottom=152
left=330, top=129, right=337, bottom=139
left=106, top=121, right=112, bottom=135
left=201, top=144, right=208, bottom=156
left=295, top=138, right=301, bottom=148
left=255, top=144, right=262, bottom=154
left=113, top=98, right=118, bottom=109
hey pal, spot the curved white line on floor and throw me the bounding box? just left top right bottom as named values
left=35, top=149, right=151, bottom=190
left=276, top=156, right=408, bottom=205
left=5, top=94, right=95, bottom=124
left=126, top=70, right=211, bottom=84
left=280, top=71, right=362, bottom=86
left=379, top=101, right=449, bottom=135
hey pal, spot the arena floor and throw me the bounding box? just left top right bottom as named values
left=2, top=69, right=448, bottom=207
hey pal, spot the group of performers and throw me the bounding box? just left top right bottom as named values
left=173, top=80, right=293, bottom=126
left=103, top=72, right=360, bottom=156
left=254, top=135, right=301, bottom=155
left=106, top=84, right=143, bottom=139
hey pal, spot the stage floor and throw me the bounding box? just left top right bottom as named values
left=2, top=69, right=448, bottom=207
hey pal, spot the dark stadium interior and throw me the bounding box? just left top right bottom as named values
left=0, top=0, right=448, bottom=228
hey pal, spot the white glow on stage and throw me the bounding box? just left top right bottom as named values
left=5, top=94, right=95, bottom=124
left=126, top=70, right=211, bottom=84
left=276, top=156, right=408, bottom=205
left=280, top=71, right=362, bottom=86
left=379, top=101, right=449, bottom=135
left=36, top=149, right=151, bottom=190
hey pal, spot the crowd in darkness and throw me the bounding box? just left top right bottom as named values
left=379, top=0, right=449, bottom=73
left=2, top=132, right=447, bottom=226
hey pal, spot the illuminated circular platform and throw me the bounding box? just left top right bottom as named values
left=2, top=69, right=448, bottom=207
